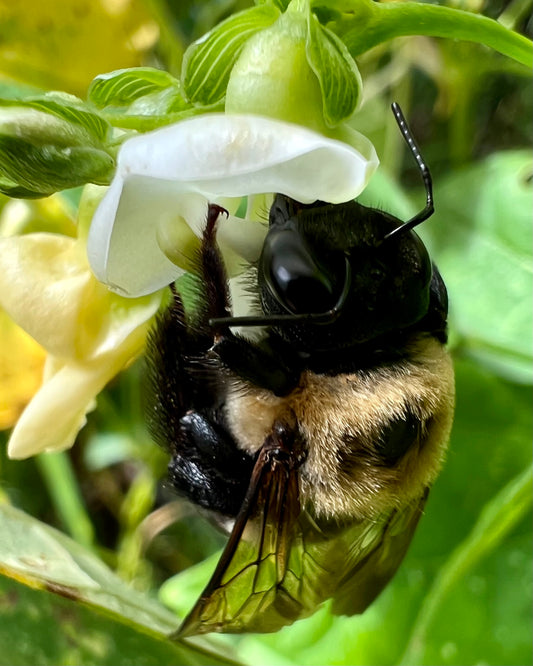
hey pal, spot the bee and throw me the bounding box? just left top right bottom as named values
left=144, top=104, right=455, bottom=637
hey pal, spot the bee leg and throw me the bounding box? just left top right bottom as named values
left=144, top=285, right=215, bottom=450
left=168, top=409, right=256, bottom=517
left=197, top=203, right=301, bottom=395
left=146, top=286, right=254, bottom=516
left=196, top=203, right=233, bottom=330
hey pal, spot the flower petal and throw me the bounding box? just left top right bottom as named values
left=7, top=323, right=149, bottom=459
left=7, top=360, right=98, bottom=459
left=0, top=309, right=46, bottom=429
left=88, top=114, right=378, bottom=297
left=87, top=178, right=190, bottom=297
left=91, top=289, right=161, bottom=359
left=114, top=114, right=378, bottom=201
left=0, top=233, right=160, bottom=361
left=0, top=234, right=92, bottom=358
left=217, top=214, right=268, bottom=266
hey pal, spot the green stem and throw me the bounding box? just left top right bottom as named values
left=329, top=0, right=533, bottom=67
left=449, top=69, right=477, bottom=166
left=142, top=0, right=186, bottom=77
left=399, top=464, right=533, bottom=665
left=498, top=0, right=533, bottom=31
left=36, top=451, right=95, bottom=549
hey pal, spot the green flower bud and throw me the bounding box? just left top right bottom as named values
left=225, top=7, right=326, bottom=132
left=0, top=95, right=114, bottom=198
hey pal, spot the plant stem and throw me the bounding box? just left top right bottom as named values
left=36, top=451, right=95, bottom=549
left=330, top=0, right=533, bottom=67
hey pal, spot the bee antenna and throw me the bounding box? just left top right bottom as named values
left=382, top=102, right=434, bottom=242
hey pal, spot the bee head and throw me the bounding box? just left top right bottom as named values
left=210, top=104, right=447, bottom=350
left=256, top=194, right=437, bottom=352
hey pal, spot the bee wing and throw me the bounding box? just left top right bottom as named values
left=330, top=491, right=429, bottom=616
left=175, top=430, right=303, bottom=637
left=174, top=423, right=429, bottom=637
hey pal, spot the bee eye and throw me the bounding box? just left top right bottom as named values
left=395, top=231, right=433, bottom=325
left=260, top=228, right=342, bottom=315
left=376, top=413, right=421, bottom=466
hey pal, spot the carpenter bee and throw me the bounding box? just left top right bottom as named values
left=144, top=103, right=455, bottom=637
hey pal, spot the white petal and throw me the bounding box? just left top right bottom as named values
left=87, top=178, right=191, bottom=297
left=115, top=114, right=378, bottom=202
left=217, top=215, right=267, bottom=265
left=88, top=114, right=378, bottom=297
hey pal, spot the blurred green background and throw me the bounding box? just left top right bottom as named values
left=0, top=0, right=531, bottom=664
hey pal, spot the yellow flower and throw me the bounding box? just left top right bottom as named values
left=0, top=310, right=46, bottom=430
left=0, top=189, right=161, bottom=459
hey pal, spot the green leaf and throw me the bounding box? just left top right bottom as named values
left=0, top=575, right=238, bottom=666
left=400, top=464, right=532, bottom=665
left=327, top=0, right=533, bottom=68
left=422, top=150, right=533, bottom=384
left=306, top=12, right=362, bottom=125
left=0, top=503, right=239, bottom=665
left=88, top=68, right=181, bottom=109
left=182, top=4, right=281, bottom=106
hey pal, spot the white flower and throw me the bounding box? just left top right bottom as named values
left=87, top=113, right=379, bottom=298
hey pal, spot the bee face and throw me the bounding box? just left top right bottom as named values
left=144, top=105, right=455, bottom=637
left=258, top=196, right=437, bottom=354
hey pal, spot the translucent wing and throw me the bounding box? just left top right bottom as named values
left=331, top=490, right=428, bottom=616
left=175, top=420, right=304, bottom=637
left=175, top=428, right=429, bottom=637
left=282, top=492, right=428, bottom=621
